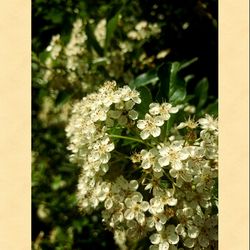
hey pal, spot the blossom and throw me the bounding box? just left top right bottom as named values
left=158, top=142, right=189, bottom=170
left=169, top=167, right=193, bottom=187
left=124, top=192, right=149, bottom=224
left=150, top=225, right=179, bottom=249
left=88, top=136, right=114, bottom=164
left=140, top=148, right=163, bottom=173
left=147, top=212, right=167, bottom=232
left=198, top=114, right=218, bottom=132
left=137, top=114, right=164, bottom=139
left=149, top=103, right=178, bottom=121
left=65, top=82, right=218, bottom=249
left=176, top=117, right=198, bottom=130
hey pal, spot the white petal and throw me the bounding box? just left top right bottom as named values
left=106, top=143, right=115, bottom=152
left=150, top=245, right=159, bottom=250
left=167, top=198, right=178, bottom=206
left=198, top=234, right=209, bottom=248
left=155, top=117, right=164, bottom=126
left=150, top=233, right=161, bottom=244
left=172, top=161, right=183, bottom=170
left=158, top=156, right=170, bottom=167
left=129, top=180, right=139, bottom=190
left=141, top=130, right=150, bottom=140
left=169, top=107, right=179, bottom=113
left=128, top=110, right=138, bottom=120
left=132, top=192, right=143, bottom=202
left=155, top=221, right=164, bottom=232
left=104, top=198, right=113, bottom=210
left=136, top=211, right=145, bottom=224
left=167, top=233, right=179, bottom=245
left=180, top=149, right=189, bottom=160
left=169, top=168, right=178, bottom=178
left=149, top=103, right=160, bottom=115
left=184, top=237, right=195, bottom=248
left=176, top=122, right=186, bottom=129
left=151, top=127, right=161, bottom=137
left=159, top=242, right=169, bottom=250
left=100, top=153, right=110, bottom=164
left=137, top=120, right=147, bottom=129
left=181, top=171, right=192, bottom=182
left=188, top=225, right=200, bottom=239
left=153, top=163, right=162, bottom=172
left=159, top=214, right=167, bottom=224
left=125, top=198, right=134, bottom=208
left=159, top=147, right=169, bottom=156
left=175, top=224, right=185, bottom=235
left=124, top=209, right=134, bottom=220
left=141, top=201, right=150, bottom=211
left=142, top=161, right=151, bottom=169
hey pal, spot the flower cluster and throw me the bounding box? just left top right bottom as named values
left=66, top=81, right=218, bottom=249
left=41, top=18, right=164, bottom=95
left=43, top=19, right=94, bottom=90
left=127, top=21, right=161, bottom=41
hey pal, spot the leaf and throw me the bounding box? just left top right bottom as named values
left=86, top=22, right=104, bottom=57
left=105, top=12, right=120, bottom=53
left=129, top=69, right=159, bottom=88
left=195, top=77, right=209, bottom=110
left=135, top=86, right=153, bottom=118
left=205, top=100, right=218, bottom=116
left=55, top=90, right=72, bottom=106
left=39, top=51, right=50, bottom=63
left=157, top=62, right=187, bottom=105
left=179, top=57, right=198, bottom=70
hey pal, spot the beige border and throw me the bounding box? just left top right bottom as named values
left=0, top=0, right=249, bottom=249
left=0, top=1, right=31, bottom=249
left=219, top=0, right=249, bottom=249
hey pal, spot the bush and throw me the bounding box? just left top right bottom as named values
left=32, top=1, right=218, bottom=249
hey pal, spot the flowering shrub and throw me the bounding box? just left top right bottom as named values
left=66, top=81, right=218, bottom=249
left=33, top=1, right=218, bottom=248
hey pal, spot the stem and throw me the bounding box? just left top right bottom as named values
left=109, top=134, right=145, bottom=144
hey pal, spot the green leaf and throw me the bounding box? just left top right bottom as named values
left=135, top=86, right=153, bottom=118
left=205, top=100, right=218, bottom=116
left=39, top=51, right=50, bottom=63
left=157, top=62, right=187, bottom=105
left=105, top=12, right=120, bottom=53
left=55, top=90, right=72, bottom=106
left=195, top=77, right=209, bottom=109
left=179, top=57, right=198, bottom=70
left=129, top=69, right=159, bottom=88
left=86, top=22, right=104, bottom=57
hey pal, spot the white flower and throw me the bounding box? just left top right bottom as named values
left=147, top=212, right=167, bottom=232
left=150, top=225, right=179, bottom=249
left=198, top=114, right=218, bottom=131
left=149, top=197, right=165, bottom=214
left=169, top=167, right=193, bottom=187
left=137, top=114, right=164, bottom=139
left=154, top=189, right=178, bottom=207
left=149, top=103, right=178, bottom=121
left=176, top=117, right=198, bottom=130
left=88, top=136, right=114, bottom=164
left=140, top=148, right=163, bottom=173
left=124, top=192, right=149, bottom=224
left=183, top=105, right=196, bottom=114
left=158, top=142, right=189, bottom=170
